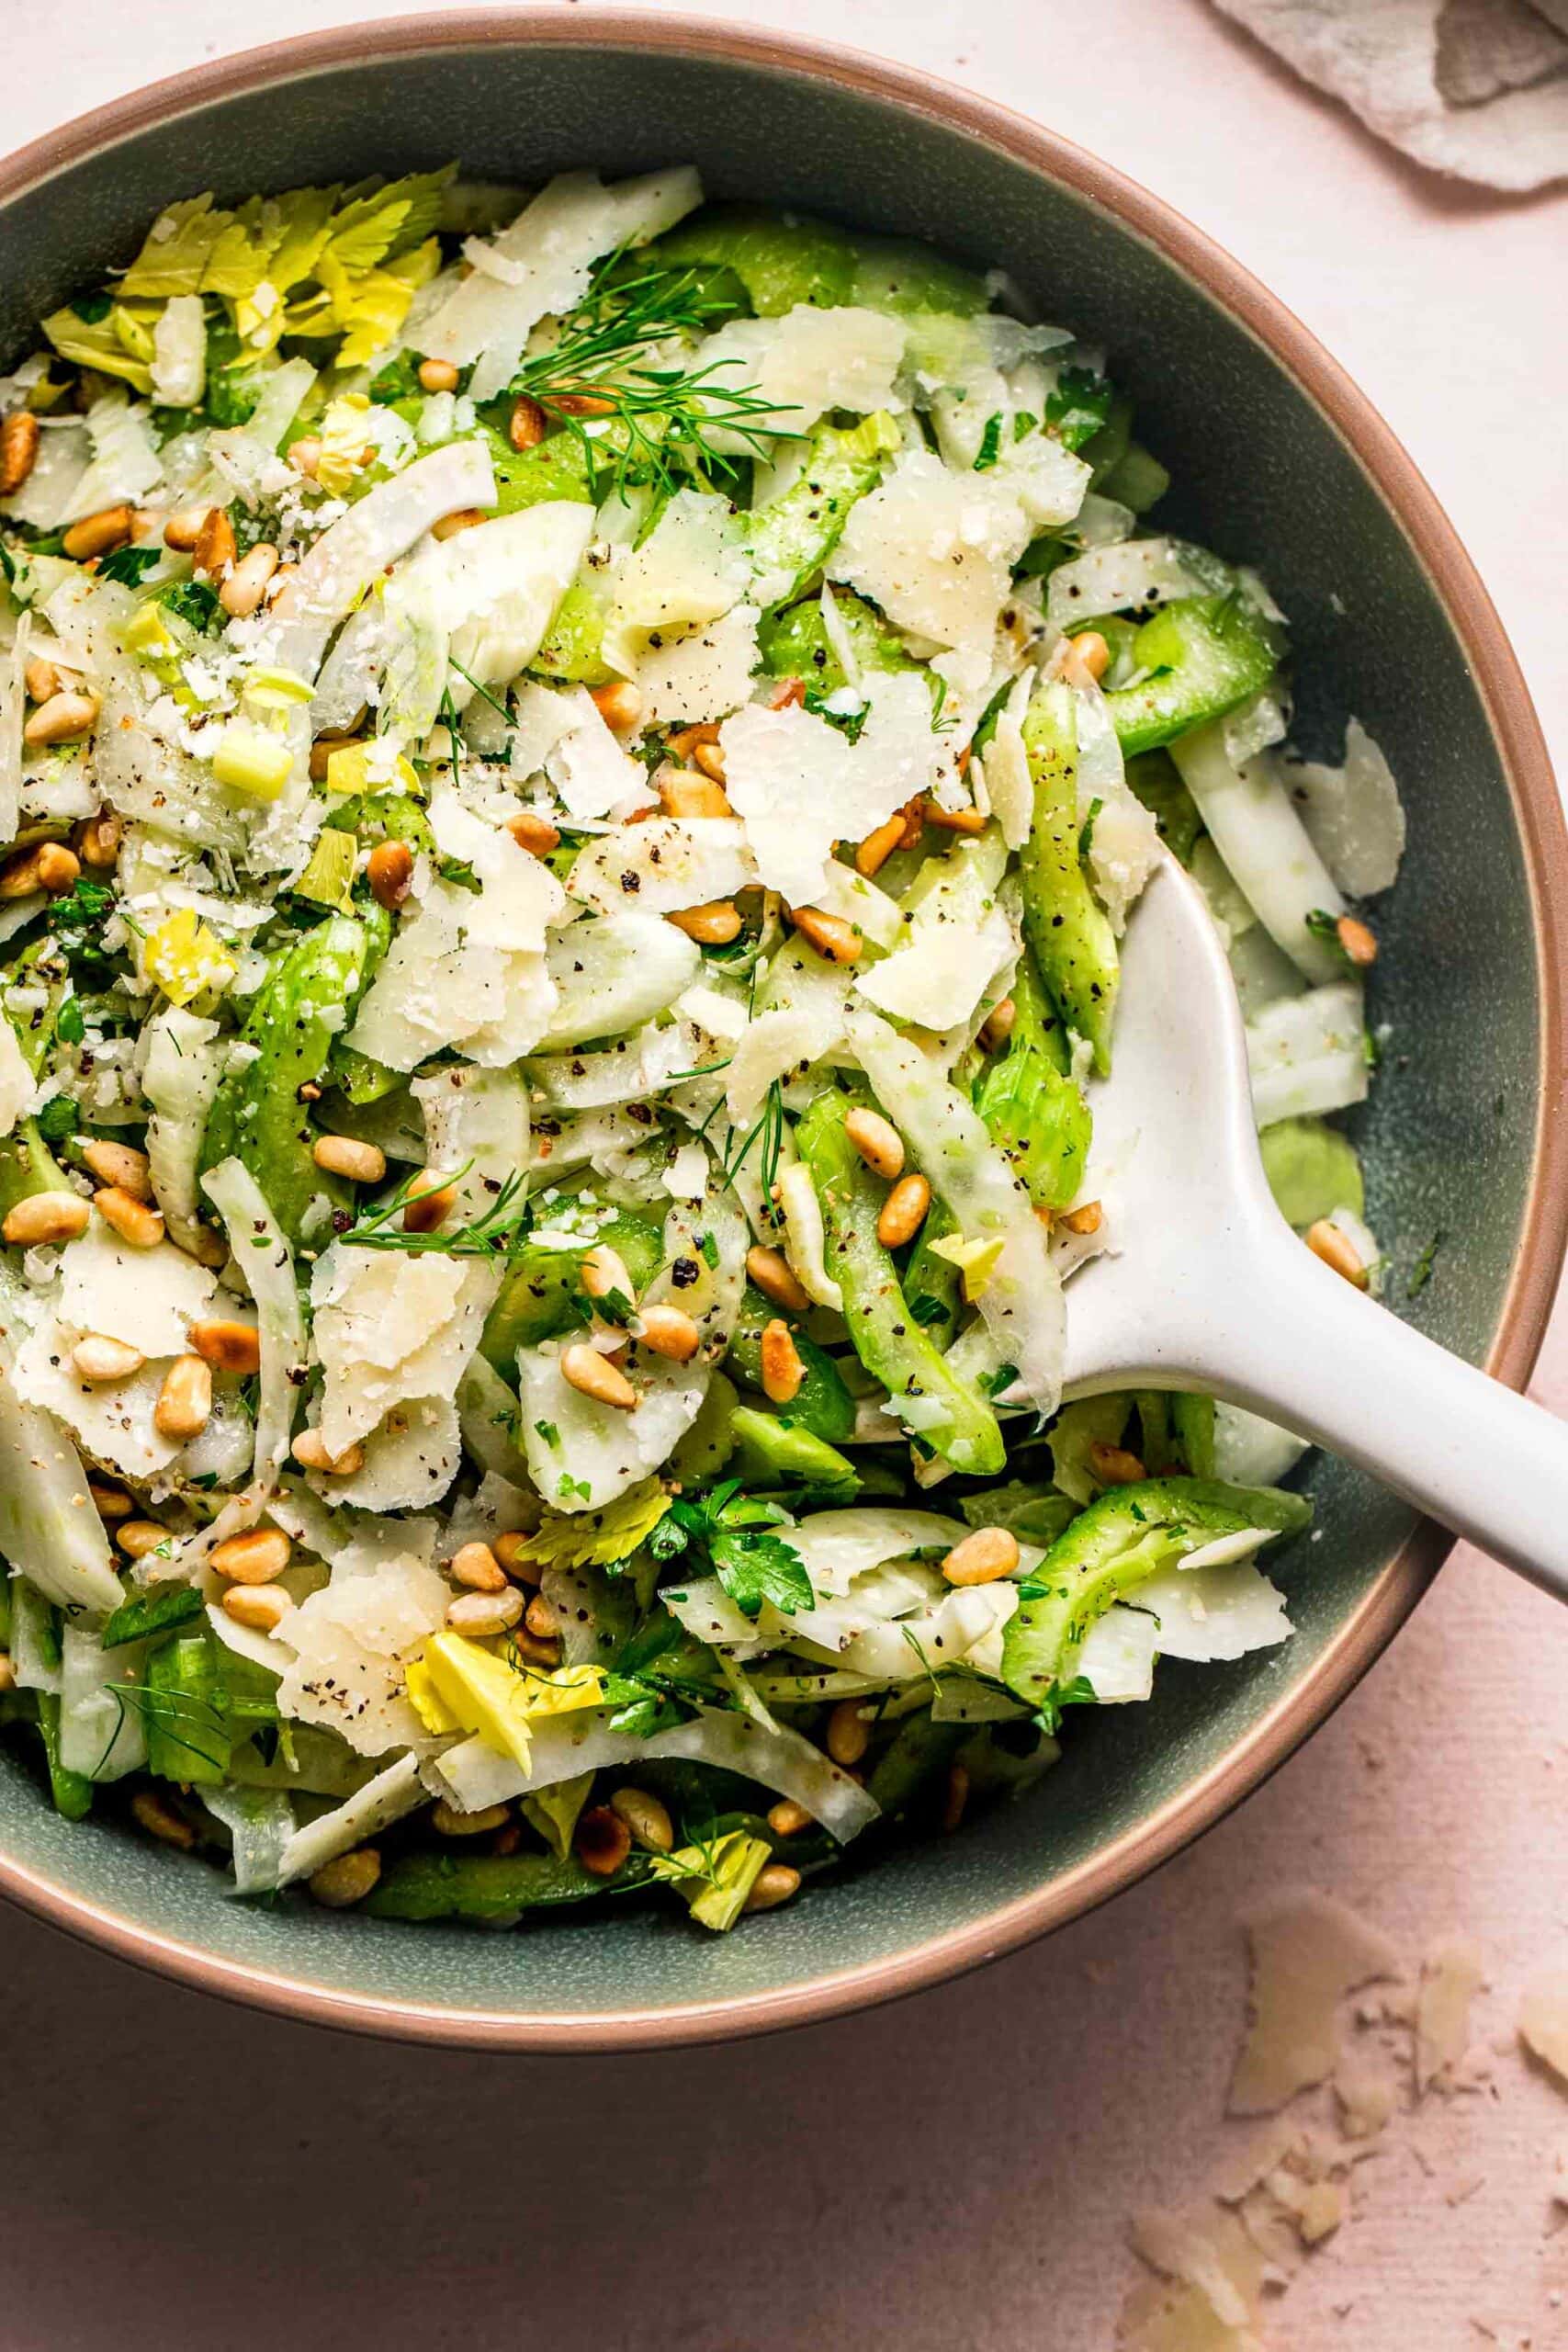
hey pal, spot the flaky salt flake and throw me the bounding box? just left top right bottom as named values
left=1229, top=1888, right=1404, bottom=2115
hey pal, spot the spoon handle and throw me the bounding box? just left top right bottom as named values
left=1194, top=1228, right=1568, bottom=1600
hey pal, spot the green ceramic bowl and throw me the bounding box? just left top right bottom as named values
left=0, top=10, right=1561, bottom=2048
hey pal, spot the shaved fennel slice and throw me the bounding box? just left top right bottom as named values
left=567, top=817, right=755, bottom=918
left=774, top=1160, right=841, bottom=1310
left=141, top=1006, right=225, bottom=1259
left=201, top=1785, right=295, bottom=1896
left=1171, top=722, right=1346, bottom=982
left=0, top=1364, right=123, bottom=1615
left=1043, top=535, right=1214, bottom=633
left=536, top=915, right=699, bottom=1050
left=1070, top=682, right=1158, bottom=933
left=273, top=1752, right=426, bottom=1889
left=1246, top=982, right=1368, bottom=1127
left=201, top=1158, right=308, bottom=1503
left=58, top=1628, right=146, bottom=1782
left=0, top=611, right=24, bottom=848
left=1289, top=720, right=1406, bottom=899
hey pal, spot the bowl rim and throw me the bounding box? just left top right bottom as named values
left=0, top=5, right=1562, bottom=2052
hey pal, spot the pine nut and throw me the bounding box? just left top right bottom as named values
left=1089, top=1442, right=1146, bottom=1487
left=924, top=800, right=987, bottom=836
left=188, top=1317, right=261, bottom=1375
left=1069, top=629, right=1111, bottom=684
left=191, top=506, right=236, bottom=578
left=153, top=1353, right=212, bottom=1440
left=36, top=842, right=82, bottom=896
left=524, top=1594, right=559, bottom=1642
left=71, top=1332, right=145, bottom=1384
left=669, top=722, right=719, bottom=759
left=667, top=899, right=743, bottom=945
left=693, top=741, right=727, bottom=784
left=1336, top=914, right=1378, bottom=968
left=309, top=1848, right=381, bottom=1907
left=401, top=1169, right=456, bottom=1234
left=0, top=843, right=48, bottom=899
left=366, top=839, right=413, bottom=909
left=432, top=505, right=484, bottom=540
left=211, top=1528, right=292, bottom=1584
left=79, top=1138, right=151, bottom=1198
left=0, top=410, right=40, bottom=496
left=288, top=436, right=321, bottom=480
left=760, top=1318, right=804, bottom=1405
left=492, top=1532, right=541, bottom=1585
left=2, top=1191, right=89, bottom=1246
left=308, top=730, right=364, bottom=784
left=95, top=1186, right=164, bottom=1248
left=218, top=542, right=278, bottom=618
left=451, top=1540, right=506, bottom=1592
left=855, top=812, right=905, bottom=878
left=658, top=768, right=732, bottom=819
left=609, top=1786, right=674, bottom=1853
left=163, top=503, right=212, bottom=552
left=942, top=1761, right=970, bottom=1834
left=131, top=1790, right=196, bottom=1849
left=23, top=693, right=98, bottom=750
left=418, top=356, right=460, bottom=393
left=942, top=1526, right=1021, bottom=1586
left=1059, top=1200, right=1102, bottom=1236
left=590, top=681, right=642, bottom=732
left=559, top=1341, right=638, bottom=1410
left=117, top=1520, right=171, bottom=1559
left=446, top=1587, right=525, bottom=1635
left=89, top=1482, right=132, bottom=1521
left=291, top=1428, right=365, bottom=1476
left=24, top=657, right=69, bottom=705
left=0, top=1655, right=14, bottom=1695
left=265, top=562, right=297, bottom=605
left=844, top=1107, right=905, bottom=1181
left=433, top=1798, right=510, bottom=1837
left=512, top=1627, right=560, bottom=1668
left=506, top=809, right=561, bottom=856
left=826, top=1698, right=870, bottom=1768
left=1305, top=1218, right=1368, bottom=1289
left=491, top=1822, right=523, bottom=1855
left=575, top=1804, right=632, bottom=1877
left=637, top=1305, right=702, bottom=1363
left=746, top=1244, right=811, bottom=1313
left=508, top=394, right=547, bottom=449
left=876, top=1173, right=931, bottom=1250
left=550, top=390, right=616, bottom=418
left=311, top=1135, right=386, bottom=1184
left=581, top=1244, right=634, bottom=1304
left=222, top=1584, right=293, bottom=1634
left=62, top=505, right=133, bottom=561
left=978, top=997, right=1016, bottom=1052
left=789, top=905, right=861, bottom=964
left=745, top=1863, right=802, bottom=1913
left=73, top=809, right=122, bottom=870
left=767, top=1799, right=813, bottom=1838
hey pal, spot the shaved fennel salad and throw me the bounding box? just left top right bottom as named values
left=0, top=165, right=1406, bottom=1929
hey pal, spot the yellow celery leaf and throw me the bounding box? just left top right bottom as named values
left=651, top=1832, right=772, bottom=1932
left=118, top=194, right=228, bottom=299
left=143, top=910, right=236, bottom=1006
left=928, top=1231, right=1006, bottom=1302
left=419, top=1634, right=607, bottom=1769
left=513, top=1479, right=672, bottom=1577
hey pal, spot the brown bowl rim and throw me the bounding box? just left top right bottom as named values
left=0, top=6, right=1562, bottom=2052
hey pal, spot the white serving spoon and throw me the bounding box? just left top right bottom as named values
left=1064, top=849, right=1566, bottom=1598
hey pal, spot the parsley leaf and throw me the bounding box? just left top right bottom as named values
left=95, top=545, right=162, bottom=589
left=660, top=1480, right=815, bottom=1621
left=1044, top=366, right=1113, bottom=452
left=973, top=413, right=1004, bottom=472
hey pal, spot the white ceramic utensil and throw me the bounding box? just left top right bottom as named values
left=1064, top=850, right=1564, bottom=1596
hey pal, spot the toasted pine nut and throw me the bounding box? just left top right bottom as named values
left=746, top=1244, right=810, bottom=1313
left=451, top=1540, right=506, bottom=1593
left=581, top=1244, right=634, bottom=1304
left=308, top=730, right=364, bottom=784
left=789, top=905, right=861, bottom=964
left=2, top=1191, right=89, bottom=1247
left=35, top=842, right=82, bottom=896
left=668, top=722, right=719, bottom=759
left=876, top=1173, right=931, bottom=1250
left=309, top=1848, right=381, bottom=1907
left=942, top=1526, right=1021, bottom=1586
left=692, top=740, right=727, bottom=784
left=1089, top=1441, right=1146, bottom=1487
left=978, top=997, right=1016, bottom=1053
left=71, top=1332, right=145, bottom=1384
left=826, top=1698, right=870, bottom=1769
left=590, top=681, right=643, bottom=733
left=745, top=1863, right=802, bottom=1914
left=446, top=1588, right=525, bottom=1635
left=508, top=394, right=547, bottom=449
left=210, top=1528, right=292, bottom=1588
left=844, top=1106, right=905, bottom=1181
left=288, top=436, right=321, bottom=480
left=942, top=1761, right=970, bottom=1834
left=1058, top=1200, right=1102, bottom=1236
left=192, top=506, right=236, bottom=578
left=896, top=797, right=926, bottom=852
left=0, top=410, right=40, bottom=495
left=492, top=1532, right=541, bottom=1584
left=218, top=542, right=278, bottom=619
left=524, top=1592, right=559, bottom=1640
left=924, top=799, right=987, bottom=836
left=401, top=1169, right=456, bottom=1234
left=162, top=503, right=212, bottom=552
left=0, top=843, right=49, bottom=899
left=117, top=1520, right=172, bottom=1559
left=311, top=1135, right=386, bottom=1184
left=506, top=808, right=561, bottom=856
left=637, top=1305, right=702, bottom=1363
left=131, top=1790, right=196, bottom=1850
left=89, top=1481, right=132, bottom=1521
left=366, top=839, right=413, bottom=910
left=1305, top=1218, right=1369, bottom=1289
left=95, top=1185, right=164, bottom=1248
left=433, top=1798, right=511, bottom=1837
left=24, top=657, right=69, bottom=705
left=62, top=504, right=133, bottom=561
left=1336, top=914, right=1378, bottom=968
left=576, top=1804, right=632, bottom=1877
left=658, top=768, right=732, bottom=819
left=80, top=1137, right=151, bottom=1198
left=432, top=505, right=484, bottom=540
left=550, top=390, right=616, bottom=418
left=855, top=812, right=905, bottom=878
left=291, top=1428, right=366, bottom=1476
left=667, top=899, right=743, bottom=946
left=152, top=1353, right=211, bottom=1440
left=188, top=1317, right=261, bottom=1375
left=418, top=356, right=460, bottom=394
left=222, top=1582, right=293, bottom=1634
left=1069, top=629, right=1111, bottom=684
left=513, top=1627, right=561, bottom=1669
left=73, top=808, right=122, bottom=870
left=559, top=1341, right=638, bottom=1410
left=760, top=1318, right=805, bottom=1406
left=767, top=1799, right=813, bottom=1838
left=24, top=692, right=98, bottom=750
left=0, top=1655, right=15, bottom=1695
left=609, top=1785, right=674, bottom=1853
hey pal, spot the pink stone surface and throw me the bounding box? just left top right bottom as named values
left=1, top=5, right=1565, bottom=2344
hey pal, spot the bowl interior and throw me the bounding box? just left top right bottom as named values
left=0, top=21, right=1549, bottom=2040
